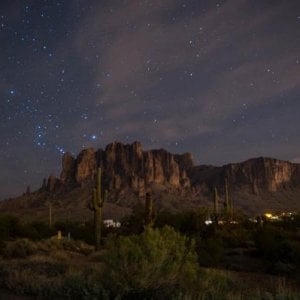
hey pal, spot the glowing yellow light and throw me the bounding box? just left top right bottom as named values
left=264, top=213, right=273, bottom=218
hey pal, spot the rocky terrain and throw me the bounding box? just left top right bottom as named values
left=0, top=141, right=299, bottom=220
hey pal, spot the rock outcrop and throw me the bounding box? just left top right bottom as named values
left=48, top=142, right=300, bottom=198
left=191, top=157, right=300, bottom=194
left=58, top=141, right=192, bottom=195
left=224, top=158, right=298, bottom=192
left=61, top=152, right=76, bottom=185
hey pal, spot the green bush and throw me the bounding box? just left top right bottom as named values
left=102, top=226, right=198, bottom=298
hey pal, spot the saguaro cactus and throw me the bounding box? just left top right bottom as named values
left=26, top=186, right=31, bottom=196
left=48, top=202, right=52, bottom=228
left=213, top=187, right=219, bottom=214
left=224, top=178, right=234, bottom=220
left=225, top=178, right=229, bottom=213
left=213, top=187, right=219, bottom=224
left=144, top=192, right=156, bottom=228
left=89, top=167, right=107, bottom=250
left=230, top=194, right=233, bottom=218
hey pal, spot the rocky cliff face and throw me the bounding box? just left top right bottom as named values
left=50, top=142, right=300, bottom=197
left=1, top=141, right=300, bottom=218
left=57, top=141, right=192, bottom=196
left=223, top=158, right=300, bottom=192
left=189, top=157, right=300, bottom=195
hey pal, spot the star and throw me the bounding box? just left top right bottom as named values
left=0, top=0, right=299, bottom=201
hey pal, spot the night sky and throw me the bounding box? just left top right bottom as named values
left=1, top=0, right=300, bottom=200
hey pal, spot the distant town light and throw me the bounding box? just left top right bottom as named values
left=264, top=213, right=273, bottom=219
left=205, top=220, right=212, bottom=225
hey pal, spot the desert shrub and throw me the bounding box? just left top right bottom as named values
left=88, top=250, right=103, bottom=262
left=23, top=258, right=68, bottom=277
left=37, top=237, right=64, bottom=252
left=102, top=226, right=198, bottom=298
left=197, top=269, right=234, bottom=299
left=32, top=238, right=93, bottom=257
left=61, top=239, right=94, bottom=255
left=0, top=215, right=55, bottom=241
left=0, top=214, right=23, bottom=239
left=275, top=214, right=300, bottom=232
left=155, top=209, right=209, bottom=236
left=0, top=257, right=107, bottom=299
left=0, top=239, right=5, bottom=255
left=54, top=220, right=95, bottom=244
left=5, top=268, right=52, bottom=295
left=2, top=238, right=37, bottom=259
left=49, top=250, right=70, bottom=262
left=217, top=226, right=251, bottom=248
left=0, top=259, right=62, bottom=296
left=196, top=237, right=224, bottom=267
left=22, top=221, right=55, bottom=240
left=1, top=257, right=67, bottom=276
left=254, top=227, right=297, bottom=264
left=50, top=270, right=107, bottom=299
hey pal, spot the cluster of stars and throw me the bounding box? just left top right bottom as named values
left=0, top=0, right=299, bottom=200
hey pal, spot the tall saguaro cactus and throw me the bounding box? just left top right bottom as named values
left=225, top=178, right=229, bottom=213
left=89, top=167, right=107, bottom=250
left=229, top=189, right=233, bottom=220
left=224, top=177, right=234, bottom=220
left=213, top=187, right=219, bottom=214
left=213, top=187, right=219, bottom=224
left=48, top=202, right=52, bottom=228
left=144, top=192, right=156, bottom=228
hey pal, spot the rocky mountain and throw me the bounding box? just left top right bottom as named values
left=58, top=141, right=191, bottom=194
left=0, top=141, right=299, bottom=220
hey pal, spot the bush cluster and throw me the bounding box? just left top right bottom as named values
left=0, top=212, right=300, bottom=299
left=101, top=226, right=199, bottom=298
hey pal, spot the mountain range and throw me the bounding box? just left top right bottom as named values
left=0, top=141, right=299, bottom=221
